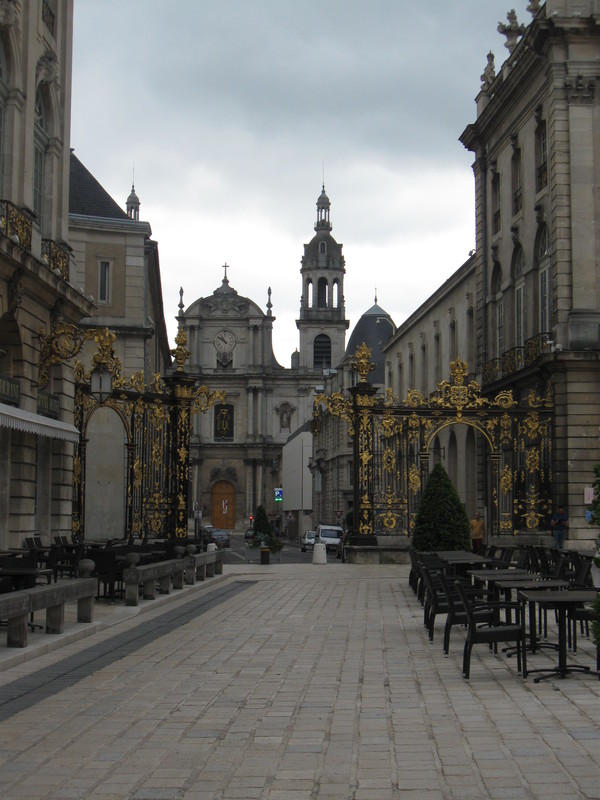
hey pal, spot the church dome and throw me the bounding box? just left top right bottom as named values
left=346, top=299, right=395, bottom=384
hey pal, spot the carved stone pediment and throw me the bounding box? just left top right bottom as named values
left=200, top=278, right=249, bottom=316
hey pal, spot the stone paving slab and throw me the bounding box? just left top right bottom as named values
left=0, top=563, right=599, bottom=798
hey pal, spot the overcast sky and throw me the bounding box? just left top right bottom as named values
left=71, top=0, right=533, bottom=366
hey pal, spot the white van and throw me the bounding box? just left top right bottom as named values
left=316, top=524, right=344, bottom=553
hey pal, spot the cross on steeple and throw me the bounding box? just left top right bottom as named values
left=222, top=263, right=229, bottom=281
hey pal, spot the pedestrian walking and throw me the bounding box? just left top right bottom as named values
left=550, top=504, right=569, bottom=549
left=470, top=511, right=485, bottom=554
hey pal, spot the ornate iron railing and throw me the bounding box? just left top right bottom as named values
left=0, top=200, right=32, bottom=252
left=483, top=333, right=551, bottom=385
left=42, top=239, right=70, bottom=280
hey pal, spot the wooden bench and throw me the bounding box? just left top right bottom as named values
left=184, top=550, right=224, bottom=584
left=123, top=558, right=185, bottom=606
left=0, top=578, right=97, bottom=647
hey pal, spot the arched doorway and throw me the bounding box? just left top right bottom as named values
left=84, top=406, right=127, bottom=541
left=211, top=480, right=235, bottom=529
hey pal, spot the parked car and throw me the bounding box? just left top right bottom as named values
left=316, top=524, right=344, bottom=553
left=244, top=527, right=255, bottom=541
left=210, top=529, right=230, bottom=548
left=300, top=531, right=316, bottom=552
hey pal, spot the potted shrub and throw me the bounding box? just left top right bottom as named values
left=250, top=505, right=282, bottom=564
left=411, top=463, right=471, bottom=552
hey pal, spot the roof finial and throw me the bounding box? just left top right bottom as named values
left=222, top=263, right=229, bottom=284
left=267, top=286, right=273, bottom=317
left=126, top=172, right=140, bottom=221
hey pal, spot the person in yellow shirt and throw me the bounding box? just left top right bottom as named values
left=470, top=511, right=486, bottom=554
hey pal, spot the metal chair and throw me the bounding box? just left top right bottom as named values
left=455, top=580, right=527, bottom=679
left=438, top=572, right=491, bottom=655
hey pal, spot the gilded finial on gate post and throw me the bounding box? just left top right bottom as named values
left=171, top=288, right=191, bottom=372
left=352, top=342, right=375, bottom=383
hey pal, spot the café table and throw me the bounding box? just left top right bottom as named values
left=518, top=589, right=598, bottom=682
left=437, top=552, right=502, bottom=575
left=494, top=578, right=569, bottom=651
left=468, top=568, right=530, bottom=592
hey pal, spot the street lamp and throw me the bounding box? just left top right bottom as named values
left=90, top=363, right=112, bottom=403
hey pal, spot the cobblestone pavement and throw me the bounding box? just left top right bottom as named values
left=0, top=563, right=599, bottom=799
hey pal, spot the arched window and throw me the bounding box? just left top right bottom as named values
left=511, top=147, right=522, bottom=215
left=512, top=246, right=525, bottom=347
left=306, top=278, right=313, bottom=308
left=536, top=225, right=551, bottom=334
left=319, top=241, right=327, bottom=255
left=535, top=118, right=548, bottom=192
left=317, top=277, right=328, bottom=308
left=313, top=334, right=331, bottom=369
left=491, top=262, right=504, bottom=357
left=491, top=172, right=501, bottom=234
left=332, top=280, right=339, bottom=308
left=33, top=88, right=49, bottom=227
left=448, top=319, right=457, bottom=362
left=420, top=336, right=427, bottom=395
left=434, top=331, right=441, bottom=385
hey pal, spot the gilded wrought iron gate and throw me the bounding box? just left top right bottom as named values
left=39, top=323, right=223, bottom=540
left=314, top=344, right=553, bottom=538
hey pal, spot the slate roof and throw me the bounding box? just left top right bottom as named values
left=346, top=302, right=395, bottom=384
left=69, top=151, right=129, bottom=220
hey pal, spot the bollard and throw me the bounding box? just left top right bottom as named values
left=260, top=547, right=270, bottom=565
left=312, top=542, right=327, bottom=564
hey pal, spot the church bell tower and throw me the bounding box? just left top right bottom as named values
left=296, top=186, right=349, bottom=370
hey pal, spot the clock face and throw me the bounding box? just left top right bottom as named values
left=214, top=330, right=236, bottom=353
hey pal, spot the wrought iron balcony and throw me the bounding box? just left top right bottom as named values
left=0, top=200, right=32, bottom=252
left=42, top=238, right=70, bottom=280
left=483, top=333, right=551, bottom=385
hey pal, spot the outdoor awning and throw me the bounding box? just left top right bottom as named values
left=0, top=402, right=80, bottom=443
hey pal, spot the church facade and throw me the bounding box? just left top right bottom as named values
left=182, top=188, right=348, bottom=532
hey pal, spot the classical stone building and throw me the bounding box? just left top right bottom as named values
left=68, top=153, right=171, bottom=540
left=462, top=0, right=600, bottom=542
left=182, top=187, right=349, bottom=531
left=0, top=1, right=94, bottom=548
left=385, top=1, right=600, bottom=543
left=383, top=256, right=478, bottom=514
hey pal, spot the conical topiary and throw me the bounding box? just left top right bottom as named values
left=254, top=504, right=272, bottom=539
left=253, top=504, right=282, bottom=552
left=411, top=463, right=471, bottom=552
